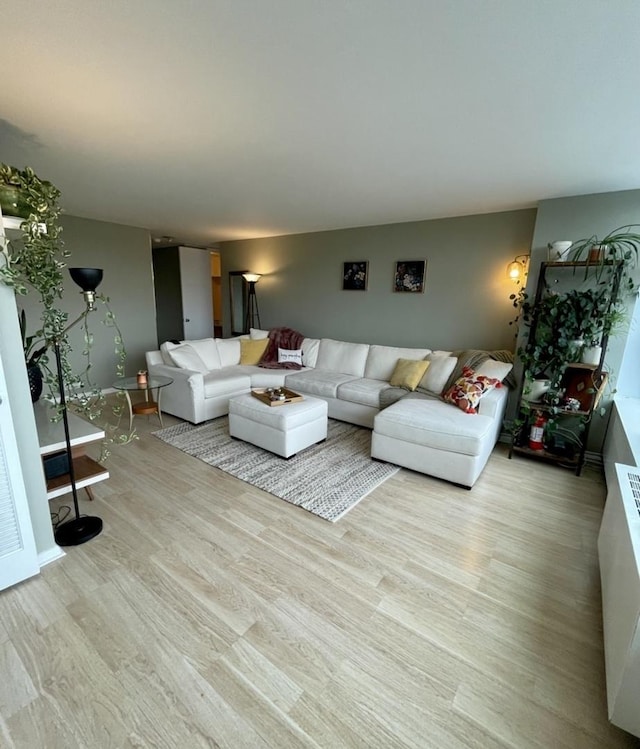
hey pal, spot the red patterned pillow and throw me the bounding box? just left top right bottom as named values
left=443, top=366, right=502, bottom=414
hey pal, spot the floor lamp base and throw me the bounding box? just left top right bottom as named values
left=54, top=515, right=103, bottom=546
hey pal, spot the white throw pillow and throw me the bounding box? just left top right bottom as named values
left=167, top=344, right=209, bottom=373
left=186, top=338, right=222, bottom=370
left=215, top=338, right=242, bottom=367
left=250, top=328, right=270, bottom=340
left=301, top=338, right=320, bottom=368
left=475, top=359, right=513, bottom=382
left=278, top=348, right=303, bottom=366
left=419, top=354, right=458, bottom=394
left=160, top=340, right=180, bottom=366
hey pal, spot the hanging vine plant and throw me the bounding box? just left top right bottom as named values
left=0, top=164, right=136, bottom=459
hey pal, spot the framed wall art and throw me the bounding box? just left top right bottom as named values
left=342, top=261, right=368, bottom=290
left=393, top=260, right=426, bottom=293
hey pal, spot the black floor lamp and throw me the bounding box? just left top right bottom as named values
left=53, top=267, right=104, bottom=547
left=242, top=273, right=262, bottom=331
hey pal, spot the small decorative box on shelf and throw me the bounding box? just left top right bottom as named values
left=251, top=387, right=304, bottom=406
left=560, top=363, right=608, bottom=413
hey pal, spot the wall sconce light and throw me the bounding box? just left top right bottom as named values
left=242, top=273, right=262, bottom=331
left=506, top=255, right=529, bottom=283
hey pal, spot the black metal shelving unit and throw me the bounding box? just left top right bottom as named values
left=509, top=260, right=623, bottom=475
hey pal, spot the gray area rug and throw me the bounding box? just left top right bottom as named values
left=153, top=417, right=398, bottom=522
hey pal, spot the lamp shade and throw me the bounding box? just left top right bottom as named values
left=507, top=260, right=524, bottom=280
left=242, top=273, right=262, bottom=284
left=69, top=267, right=103, bottom=292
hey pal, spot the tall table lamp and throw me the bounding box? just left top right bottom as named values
left=242, top=273, right=262, bottom=331
left=53, top=267, right=104, bottom=546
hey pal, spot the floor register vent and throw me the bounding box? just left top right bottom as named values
left=627, top=470, right=640, bottom=517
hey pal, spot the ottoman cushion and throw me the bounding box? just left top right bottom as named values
left=228, top=393, right=328, bottom=458
left=229, top=394, right=327, bottom=429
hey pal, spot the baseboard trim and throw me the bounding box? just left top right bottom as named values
left=38, top=544, right=65, bottom=567
left=585, top=450, right=603, bottom=467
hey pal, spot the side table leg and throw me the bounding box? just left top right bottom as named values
left=123, top=390, right=134, bottom=431
left=156, top=387, right=164, bottom=427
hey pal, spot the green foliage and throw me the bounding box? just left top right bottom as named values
left=0, top=163, right=136, bottom=459
left=511, top=256, right=626, bottom=447
left=568, top=225, right=640, bottom=292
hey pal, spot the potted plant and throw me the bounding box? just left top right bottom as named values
left=512, top=282, right=623, bottom=398
left=568, top=225, right=640, bottom=291
left=0, top=163, right=135, bottom=459
left=18, top=308, right=47, bottom=401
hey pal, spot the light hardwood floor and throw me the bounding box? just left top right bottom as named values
left=2, top=410, right=639, bottom=748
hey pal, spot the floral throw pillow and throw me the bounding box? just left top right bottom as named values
left=442, top=366, right=502, bottom=414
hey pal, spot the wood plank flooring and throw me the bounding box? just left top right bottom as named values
left=2, top=410, right=639, bottom=748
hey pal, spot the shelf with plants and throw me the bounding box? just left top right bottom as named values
left=509, top=252, right=628, bottom=475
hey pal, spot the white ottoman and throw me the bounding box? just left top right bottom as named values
left=228, top=393, right=328, bottom=458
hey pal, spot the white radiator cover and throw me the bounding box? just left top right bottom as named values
left=598, top=463, right=640, bottom=738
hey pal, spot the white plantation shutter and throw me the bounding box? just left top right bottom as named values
left=0, top=433, right=23, bottom=555
left=0, top=361, right=38, bottom=590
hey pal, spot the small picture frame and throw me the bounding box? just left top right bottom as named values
left=342, top=261, right=368, bottom=291
left=393, top=260, right=426, bottom=293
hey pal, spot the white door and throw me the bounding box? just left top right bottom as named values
left=0, top=353, right=38, bottom=590
left=179, top=246, right=213, bottom=340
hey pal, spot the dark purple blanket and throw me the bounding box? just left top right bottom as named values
left=258, top=327, right=305, bottom=369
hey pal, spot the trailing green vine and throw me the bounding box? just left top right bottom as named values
left=0, top=163, right=136, bottom=459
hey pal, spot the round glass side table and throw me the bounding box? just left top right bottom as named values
left=113, top=375, right=173, bottom=430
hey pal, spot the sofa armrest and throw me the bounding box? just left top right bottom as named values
left=478, top=386, right=508, bottom=419
left=147, top=361, right=204, bottom=394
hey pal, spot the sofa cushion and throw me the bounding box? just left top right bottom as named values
left=475, top=359, right=514, bottom=382
left=187, top=338, right=222, bottom=370
left=215, top=338, right=242, bottom=367
left=202, top=370, right=252, bottom=398
left=302, top=338, right=320, bottom=368
left=285, top=369, right=358, bottom=398
left=442, top=366, right=501, bottom=414
left=245, top=367, right=295, bottom=388
left=374, top=396, right=494, bottom=457
left=167, top=344, right=209, bottom=373
left=315, top=339, right=370, bottom=377
left=240, top=338, right=269, bottom=364
left=417, top=353, right=458, bottom=395
left=337, top=378, right=392, bottom=408
left=278, top=348, right=303, bottom=366
left=364, top=344, right=431, bottom=381
left=250, top=328, right=270, bottom=340
left=389, top=358, right=430, bottom=391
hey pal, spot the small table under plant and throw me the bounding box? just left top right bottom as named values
left=113, top=375, right=173, bottom=429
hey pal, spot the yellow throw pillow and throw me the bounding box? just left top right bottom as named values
left=389, top=358, right=430, bottom=391
left=240, top=337, right=269, bottom=365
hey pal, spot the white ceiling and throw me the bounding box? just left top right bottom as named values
left=2, top=1, right=639, bottom=246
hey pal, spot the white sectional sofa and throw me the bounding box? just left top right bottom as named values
left=145, top=332, right=511, bottom=488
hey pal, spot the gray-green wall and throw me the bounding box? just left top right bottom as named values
left=19, top=215, right=157, bottom=386
left=220, top=209, right=537, bottom=352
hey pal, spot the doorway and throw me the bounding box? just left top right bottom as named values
left=210, top=251, right=223, bottom=338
